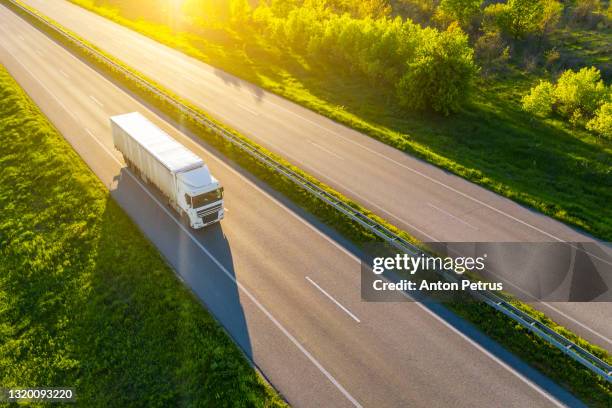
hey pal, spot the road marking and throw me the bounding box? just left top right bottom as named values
left=18, top=34, right=25, bottom=41
left=427, top=203, right=478, bottom=230
left=255, top=91, right=609, bottom=248
left=80, top=133, right=363, bottom=408
left=79, top=94, right=555, bottom=408
left=35, top=49, right=43, bottom=56
left=1, top=47, right=78, bottom=122
left=89, top=95, right=103, bottom=107
left=310, top=141, right=344, bottom=160
left=398, top=290, right=566, bottom=408
left=128, top=173, right=363, bottom=408
left=85, top=128, right=120, bottom=162
left=539, top=303, right=612, bottom=347
left=59, top=69, right=69, bottom=78
left=236, top=102, right=259, bottom=116
left=7, top=11, right=591, bottom=400
left=306, top=276, right=360, bottom=323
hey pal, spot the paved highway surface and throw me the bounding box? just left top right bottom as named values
left=0, top=5, right=585, bottom=407
left=17, top=0, right=612, bottom=350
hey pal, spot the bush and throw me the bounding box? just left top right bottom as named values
left=256, top=3, right=478, bottom=114
left=586, top=102, right=612, bottom=139
left=436, top=0, right=483, bottom=28
left=554, top=66, right=608, bottom=118
left=474, top=29, right=510, bottom=75
left=569, top=0, right=604, bottom=28
left=522, top=66, right=611, bottom=136
left=396, top=23, right=478, bottom=114
left=521, top=80, right=555, bottom=117
left=482, top=0, right=562, bottom=39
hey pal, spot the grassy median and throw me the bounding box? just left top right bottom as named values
left=0, top=65, right=286, bottom=407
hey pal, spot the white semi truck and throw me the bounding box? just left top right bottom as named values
left=110, top=112, right=224, bottom=229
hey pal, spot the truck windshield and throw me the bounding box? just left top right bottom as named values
left=189, top=187, right=223, bottom=209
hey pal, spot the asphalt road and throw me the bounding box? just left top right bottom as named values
left=0, top=5, right=586, bottom=407
left=17, top=0, right=612, bottom=350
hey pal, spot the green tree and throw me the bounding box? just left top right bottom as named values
left=554, top=67, right=608, bottom=118
left=522, top=80, right=555, bottom=117
left=507, top=0, right=545, bottom=38
left=538, top=0, right=563, bottom=36
left=230, top=0, right=252, bottom=23
left=586, top=102, right=612, bottom=139
left=437, top=0, right=483, bottom=28
left=483, top=0, right=545, bottom=39
left=397, top=23, right=478, bottom=114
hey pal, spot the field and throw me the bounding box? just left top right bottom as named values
left=66, top=0, right=612, bottom=241
left=0, top=64, right=286, bottom=407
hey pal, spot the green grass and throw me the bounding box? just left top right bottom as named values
left=65, top=0, right=612, bottom=241
left=3, top=1, right=610, bottom=405
left=0, top=64, right=286, bottom=407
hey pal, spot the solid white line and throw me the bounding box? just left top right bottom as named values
left=59, top=69, right=69, bottom=78
left=306, top=276, right=360, bottom=323
left=538, top=303, right=612, bottom=347
left=236, top=102, right=259, bottom=116
left=1, top=48, right=78, bottom=122
left=77, top=90, right=586, bottom=408
left=398, top=291, right=567, bottom=408
left=128, top=172, right=363, bottom=408
left=427, top=202, right=479, bottom=231
left=85, top=128, right=120, bottom=162
left=89, top=95, right=103, bottom=107
left=80, top=89, right=555, bottom=408
left=310, top=141, right=344, bottom=160
left=7, top=14, right=577, bottom=402
left=80, top=128, right=363, bottom=407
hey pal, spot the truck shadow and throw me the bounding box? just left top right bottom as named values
left=109, top=167, right=253, bottom=360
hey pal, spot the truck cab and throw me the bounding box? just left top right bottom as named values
left=177, top=166, right=224, bottom=229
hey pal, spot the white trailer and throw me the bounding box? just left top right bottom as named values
left=110, top=112, right=224, bottom=229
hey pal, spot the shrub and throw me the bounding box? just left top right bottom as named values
left=569, top=0, right=604, bottom=28
left=522, top=66, right=611, bottom=136
left=586, top=102, right=612, bottom=139
left=256, top=3, right=478, bottom=114
left=397, top=23, right=478, bottom=114
left=474, top=29, right=510, bottom=75
left=483, top=0, right=554, bottom=39
left=554, top=66, right=608, bottom=118
left=436, top=0, right=483, bottom=28
left=522, top=80, right=555, bottom=117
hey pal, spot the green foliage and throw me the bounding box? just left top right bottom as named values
left=10, top=3, right=612, bottom=403
left=436, top=0, right=482, bottom=27
left=0, top=64, right=286, bottom=407
left=473, top=29, right=510, bottom=75
left=522, top=66, right=611, bottom=138
left=554, top=66, right=609, bottom=118
left=587, top=102, right=612, bottom=139
left=521, top=80, right=555, bottom=116
left=538, top=0, right=564, bottom=36
left=397, top=23, right=478, bottom=114
left=484, top=0, right=545, bottom=39
left=256, top=3, right=477, bottom=113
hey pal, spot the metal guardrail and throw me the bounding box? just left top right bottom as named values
left=7, top=0, right=611, bottom=382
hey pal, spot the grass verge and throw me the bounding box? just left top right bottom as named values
left=65, top=0, right=612, bottom=242
left=2, top=1, right=610, bottom=405
left=0, top=64, right=286, bottom=407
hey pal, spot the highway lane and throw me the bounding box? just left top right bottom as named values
left=17, top=0, right=612, bottom=350
left=0, top=5, right=583, bottom=407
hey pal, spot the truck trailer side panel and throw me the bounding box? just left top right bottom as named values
left=110, top=112, right=203, bottom=200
